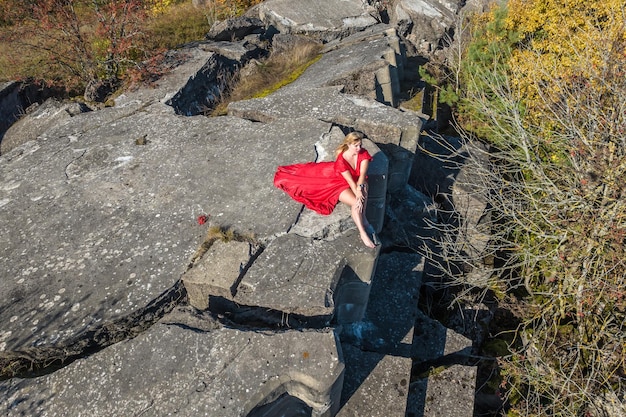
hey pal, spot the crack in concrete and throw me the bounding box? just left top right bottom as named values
left=0, top=280, right=187, bottom=380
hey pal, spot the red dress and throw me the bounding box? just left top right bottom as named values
left=274, top=150, right=373, bottom=215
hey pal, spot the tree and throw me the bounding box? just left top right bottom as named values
left=430, top=1, right=626, bottom=415
left=0, top=0, right=182, bottom=94
left=0, top=0, right=265, bottom=95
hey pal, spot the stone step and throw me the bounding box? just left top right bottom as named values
left=407, top=299, right=477, bottom=417
left=338, top=344, right=413, bottom=417
left=408, top=363, right=478, bottom=417
left=337, top=252, right=423, bottom=416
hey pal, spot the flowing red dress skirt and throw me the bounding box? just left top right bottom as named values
left=273, top=150, right=372, bottom=215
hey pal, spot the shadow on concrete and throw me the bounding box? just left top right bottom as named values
left=247, top=392, right=313, bottom=417
left=336, top=252, right=423, bottom=415
left=2, top=377, right=58, bottom=417
left=207, top=295, right=333, bottom=329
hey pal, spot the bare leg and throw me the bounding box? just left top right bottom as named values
left=339, top=189, right=376, bottom=248
left=359, top=192, right=380, bottom=246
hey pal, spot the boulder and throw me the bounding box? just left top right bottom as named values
left=257, top=0, right=380, bottom=43
left=389, top=0, right=462, bottom=56
left=206, top=16, right=265, bottom=41
left=0, top=98, right=91, bottom=155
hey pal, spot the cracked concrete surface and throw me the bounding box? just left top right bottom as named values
left=0, top=0, right=479, bottom=416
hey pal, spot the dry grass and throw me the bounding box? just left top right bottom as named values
left=0, top=0, right=251, bottom=93
left=188, top=224, right=256, bottom=268
left=144, top=2, right=212, bottom=51
left=210, top=41, right=322, bottom=115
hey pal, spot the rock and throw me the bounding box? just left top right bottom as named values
left=206, top=16, right=265, bottom=41
left=83, top=78, right=119, bottom=103
left=409, top=364, right=478, bottom=417
left=232, top=230, right=380, bottom=326
left=182, top=239, right=254, bottom=310
left=339, top=343, right=413, bottom=417
left=390, top=0, right=462, bottom=56
left=0, top=319, right=345, bottom=417
left=202, top=35, right=269, bottom=62
left=257, top=0, right=379, bottom=43
left=407, top=309, right=476, bottom=417
left=462, top=0, right=497, bottom=13
left=384, top=184, right=437, bottom=251
left=0, top=1, right=480, bottom=415
left=166, top=52, right=239, bottom=116
left=166, top=38, right=269, bottom=116
left=0, top=98, right=91, bottom=155
left=409, top=133, right=463, bottom=210
left=270, top=33, right=322, bottom=55
left=450, top=140, right=491, bottom=260
left=409, top=133, right=494, bottom=283
left=338, top=252, right=424, bottom=416
left=0, top=83, right=72, bottom=154
left=0, top=82, right=22, bottom=144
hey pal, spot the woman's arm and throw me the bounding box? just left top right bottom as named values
left=340, top=170, right=359, bottom=194
left=340, top=169, right=366, bottom=212
left=357, top=159, right=370, bottom=190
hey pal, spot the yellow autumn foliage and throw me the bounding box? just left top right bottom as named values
left=505, top=0, right=626, bottom=117
left=447, top=2, right=626, bottom=415
left=149, top=0, right=173, bottom=15
left=206, top=0, right=264, bottom=18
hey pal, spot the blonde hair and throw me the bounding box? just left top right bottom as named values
left=335, top=131, right=364, bottom=156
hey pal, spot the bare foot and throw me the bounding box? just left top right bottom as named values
left=364, top=223, right=381, bottom=246
left=360, top=231, right=376, bottom=248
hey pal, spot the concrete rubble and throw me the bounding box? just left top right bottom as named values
left=0, top=0, right=482, bottom=416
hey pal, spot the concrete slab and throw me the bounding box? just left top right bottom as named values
left=408, top=309, right=476, bottom=417
left=257, top=0, right=379, bottom=42
left=234, top=230, right=380, bottom=325
left=230, top=86, right=420, bottom=147
left=337, top=343, right=411, bottom=417
left=0, top=317, right=345, bottom=417
left=227, top=24, right=422, bottom=194
left=411, top=309, right=473, bottom=360
left=0, top=113, right=333, bottom=353
left=282, top=27, right=395, bottom=93
left=115, top=44, right=220, bottom=107
left=337, top=252, right=424, bottom=416
left=228, top=87, right=421, bottom=193
left=182, top=239, right=254, bottom=310
left=0, top=3, right=479, bottom=416
left=408, top=364, right=478, bottom=417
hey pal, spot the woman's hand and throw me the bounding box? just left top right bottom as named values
left=355, top=183, right=367, bottom=212
left=355, top=196, right=364, bottom=213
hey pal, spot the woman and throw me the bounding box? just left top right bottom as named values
left=274, top=131, right=379, bottom=248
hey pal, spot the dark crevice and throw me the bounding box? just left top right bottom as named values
left=0, top=280, right=187, bottom=380
left=230, top=244, right=266, bottom=297
left=411, top=351, right=479, bottom=379
left=206, top=296, right=333, bottom=330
